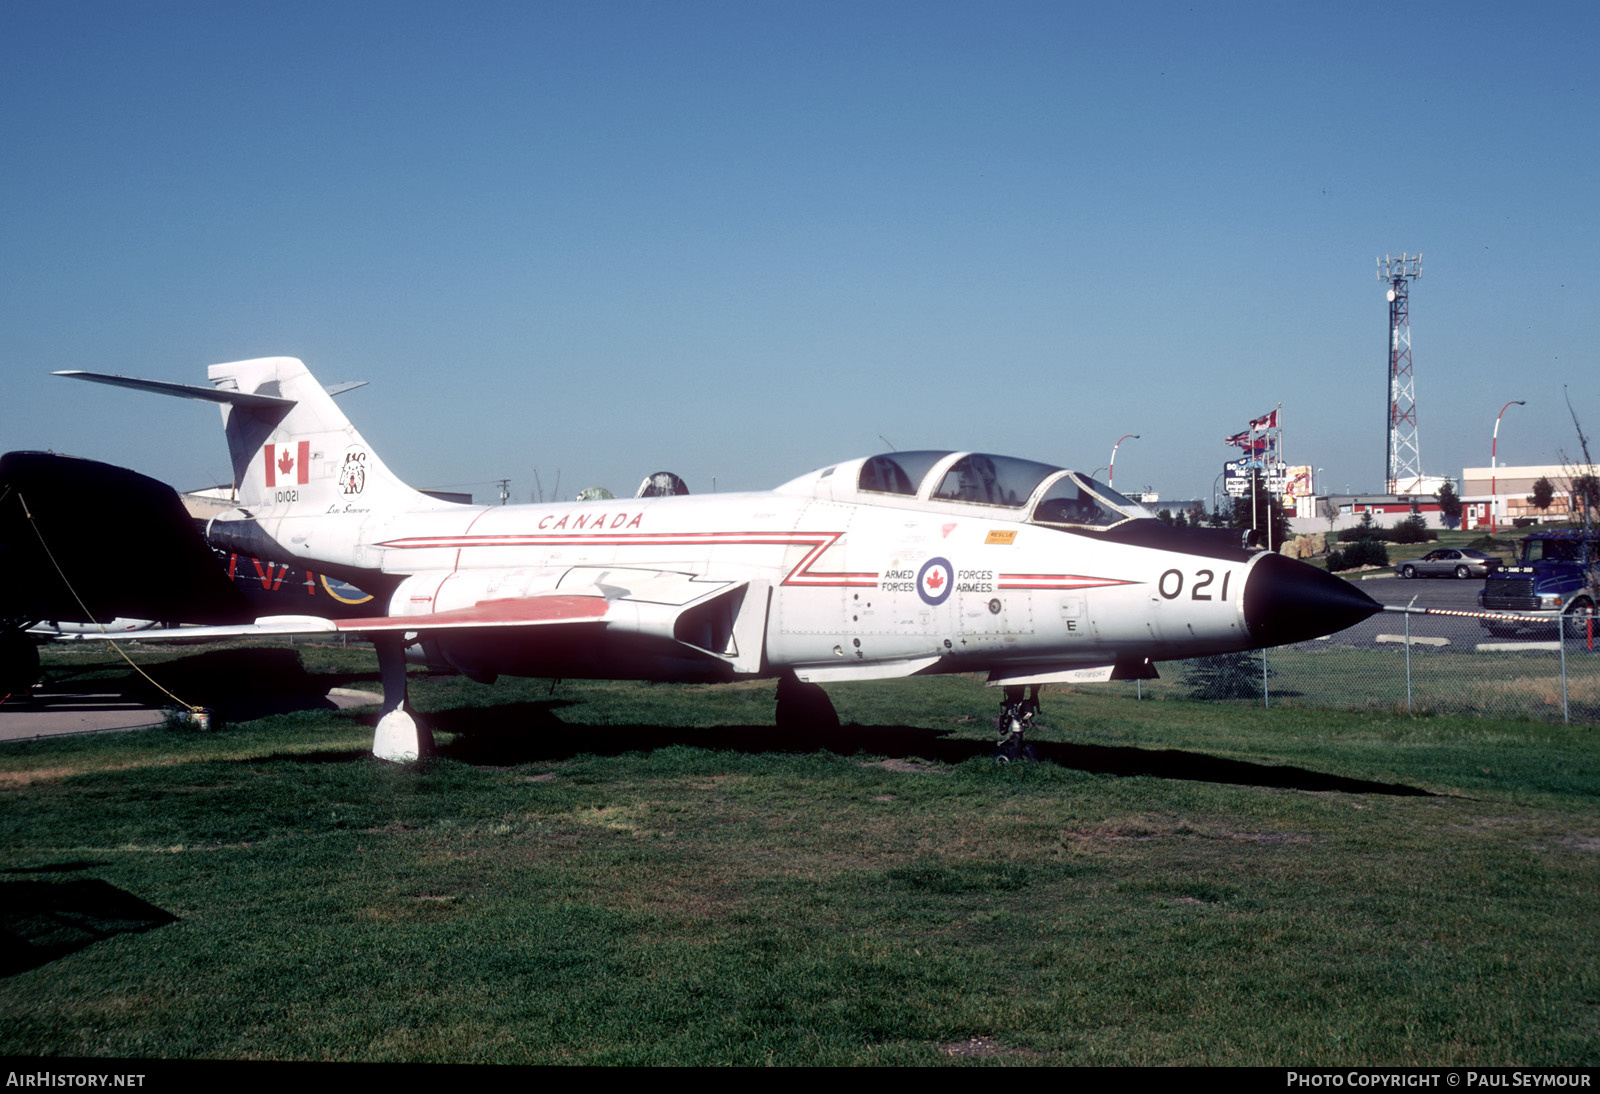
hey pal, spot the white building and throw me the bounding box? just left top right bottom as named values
left=1460, top=463, right=1590, bottom=528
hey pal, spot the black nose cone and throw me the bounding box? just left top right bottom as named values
left=1243, top=552, right=1382, bottom=647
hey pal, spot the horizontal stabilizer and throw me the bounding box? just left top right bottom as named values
left=54, top=370, right=296, bottom=410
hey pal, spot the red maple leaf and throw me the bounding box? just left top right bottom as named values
left=925, top=568, right=945, bottom=591
left=278, top=449, right=294, bottom=476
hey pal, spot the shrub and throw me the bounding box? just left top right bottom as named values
left=1329, top=540, right=1388, bottom=570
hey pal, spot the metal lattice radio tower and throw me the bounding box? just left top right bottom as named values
left=1378, top=252, right=1422, bottom=493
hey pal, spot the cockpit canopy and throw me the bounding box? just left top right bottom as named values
left=854, top=450, right=1152, bottom=530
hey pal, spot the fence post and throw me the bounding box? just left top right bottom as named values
left=1405, top=595, right=1417, bottom=713
left=1560, top=611, right=1569, bottom=725
left=1262, top=647, right=1269, bottom=708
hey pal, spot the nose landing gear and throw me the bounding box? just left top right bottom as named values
left=994, top=684, right=1040, bottom=762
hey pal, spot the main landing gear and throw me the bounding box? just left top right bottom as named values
left=371, top=633, right=434, bottom=762
left=775, top=673, right=840, bottom=731
left=994, top=684, right=1041, bottom=762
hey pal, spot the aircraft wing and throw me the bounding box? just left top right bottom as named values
left=93, top=593, right=611, bottom=641
left=77, top=571, right=767, bottom=673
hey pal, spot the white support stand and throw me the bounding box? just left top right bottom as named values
left=370, top=634, right=434, bottom=762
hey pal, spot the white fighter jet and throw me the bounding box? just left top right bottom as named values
left=59, top=358, right=1379, bottom=761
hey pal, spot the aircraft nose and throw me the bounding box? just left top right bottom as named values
left=1242, top=552, right=1382, bottom=647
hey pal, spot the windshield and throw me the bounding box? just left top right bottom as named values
left=1032, top=473, right=1148, bottom=528
left=1524, top=538, right=1585, bottom=564
left=930, top=454, right=1058, bottom=508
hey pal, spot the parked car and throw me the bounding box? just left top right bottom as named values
left=1394, top=548, right=1504, bottom=579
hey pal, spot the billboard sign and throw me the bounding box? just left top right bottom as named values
left=1223, top=460, right=1288, bottom=498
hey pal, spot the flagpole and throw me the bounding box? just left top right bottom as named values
left=1275, top=402, right=1283, bottom=549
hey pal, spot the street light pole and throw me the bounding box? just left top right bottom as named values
left=1490, top=400, right=1525, bottom=534
left=1108, top=434, right=1140, bottom=490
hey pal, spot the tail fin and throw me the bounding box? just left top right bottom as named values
left=205, top=357, right=438, bottom=515
left=59, top=358, right=446, bottom=517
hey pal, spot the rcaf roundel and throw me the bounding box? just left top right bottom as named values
left=917, top=556, right=953, bottom=606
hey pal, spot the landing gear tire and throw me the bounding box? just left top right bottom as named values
left=775, top=674, right=839, bottom=731
left=1563, top=598, right=1596, bottom=641
left=994, top=737, right=1038, bottom=764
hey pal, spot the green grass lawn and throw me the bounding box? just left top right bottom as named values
left=3, top=643, right=1598, bottom=1065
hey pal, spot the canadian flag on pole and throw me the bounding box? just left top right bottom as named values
left=264, top=441, right=310, bottom=487
left=1250, top=409, right=1279, bottom=431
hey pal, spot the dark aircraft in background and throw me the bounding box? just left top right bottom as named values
left=0, top=451, right=376, bottom=696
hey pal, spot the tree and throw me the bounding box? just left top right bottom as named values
left=1436, top=480, right=1463, bottom=531
left=1229, top=472, right=1290, bottom=551
left=1331, top=508, right=1388, bottom=570
left=1532, top=476, right=1555, bottom=514
left=1574, top=475, right=1600, bottom=526
left=1181, top=650, right=1267, bottom=701
left=1393, top=504, right=1432, bottom=544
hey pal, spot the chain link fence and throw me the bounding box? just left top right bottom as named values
left=1094, top=613, right=1600, bottom=725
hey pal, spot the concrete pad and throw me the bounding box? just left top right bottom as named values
left=0, top=691, right=167, bottom=742
left=1, top=687, right=381, bottom=743
left=326, top=688, right=381, bottom=709
left=1375, top=635, right=1451, bottom=647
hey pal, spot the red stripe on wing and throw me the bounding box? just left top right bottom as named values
left=330, top=594, right=609, bottom=632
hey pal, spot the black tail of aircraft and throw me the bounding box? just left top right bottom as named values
left=1, top=451, right=384, bottom=695
left=1, top=452, right=252, bottom=694
left=0, top=451, right=251, bottom=627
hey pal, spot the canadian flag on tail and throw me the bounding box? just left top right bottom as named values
left=265, top=441, right=310, bottom=487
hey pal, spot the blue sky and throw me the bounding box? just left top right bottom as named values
left=4, top=1, right=1596, bottom=506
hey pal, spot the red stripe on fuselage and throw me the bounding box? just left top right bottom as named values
left=996, top=574, right=1137, bottom=590
left=375, top=529, right=878, bottom=588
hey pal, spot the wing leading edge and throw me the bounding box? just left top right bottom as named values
left=100, top=593, right=611, bottom=641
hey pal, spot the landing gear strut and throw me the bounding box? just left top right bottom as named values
left=994, top=684, right=1040, bottom=762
